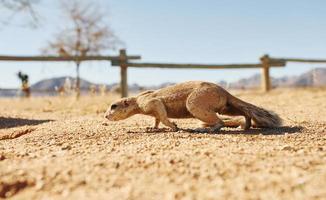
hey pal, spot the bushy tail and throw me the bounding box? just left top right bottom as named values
left=228, top=95, right=282, bottom=128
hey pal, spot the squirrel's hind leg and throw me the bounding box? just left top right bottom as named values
left=219, top=115, right=252, bottom=130
left=186, top=88, right=225, bottom=133
left=220, top=105, right=252, bottom=130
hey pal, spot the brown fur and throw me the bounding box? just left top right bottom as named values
left=105, top=81, right=282, bottom=132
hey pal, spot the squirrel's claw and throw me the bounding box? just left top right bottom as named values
left=170, top=122, right=179, bottom=132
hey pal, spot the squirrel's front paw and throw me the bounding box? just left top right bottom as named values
left=240, top=123, right=250, bottom=130
left=171, top=122, right=179, bottom=132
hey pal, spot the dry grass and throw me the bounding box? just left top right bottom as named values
left=0, top=88, right=325, bottom=200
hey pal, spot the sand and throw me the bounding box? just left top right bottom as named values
left=0, top=88, right=325, bottom=200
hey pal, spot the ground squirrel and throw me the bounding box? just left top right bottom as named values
left=105, top=81, right=282, bottom=132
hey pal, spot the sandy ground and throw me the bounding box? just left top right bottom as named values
left=0, top=88, right=325, bottom=200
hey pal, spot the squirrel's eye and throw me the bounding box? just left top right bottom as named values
left=111, top=104, right=118, bottom=110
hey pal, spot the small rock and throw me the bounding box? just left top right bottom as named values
left=0, top=154, right=5, bottom=161
left=115, top=162, right=120, bottom=169
left=281, top=145, right=293, bottom=151
left=102, top=122, right=109, bottom=126
left=61, top=145, right=72, bottom=150
left=35, top=180, right=45, bottom=190
left=169, top=159, right=176, bottom=164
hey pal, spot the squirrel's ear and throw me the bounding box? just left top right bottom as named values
left=123, top=100, right=129, bottom=106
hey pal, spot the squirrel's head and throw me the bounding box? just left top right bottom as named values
left=104, top=97, right=138, bottom=121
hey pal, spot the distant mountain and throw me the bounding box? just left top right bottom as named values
left=0, top=89, right=18, bottom=97
left=229, top=74, right=261, bottom=89
left=229, top=68, right=326, bottom=89
left=31, top=76, right=97, bottom=91
left=30, top=76, right=148, bottom=95
left=292, top=68, right=326, bottom=87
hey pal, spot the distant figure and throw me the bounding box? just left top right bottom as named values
left=17, top=71, right=30, bottom=98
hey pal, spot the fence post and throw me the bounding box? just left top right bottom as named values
left=119, top=49, right=128, bottom=97
left=260, top=54, right=271, bottom=92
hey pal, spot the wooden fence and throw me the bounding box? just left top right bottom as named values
left=112, top=50, right=286, bottom=97
left=1, top=49, right=326, bottom=97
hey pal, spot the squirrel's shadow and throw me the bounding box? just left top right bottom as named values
left=215, top=126, right=303, bottom=135
left=128, top=126, right=303, bottom=135
left=0, top=117, right=53, bottom=129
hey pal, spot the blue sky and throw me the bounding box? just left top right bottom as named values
left=0, top=0, right=326, bottom=88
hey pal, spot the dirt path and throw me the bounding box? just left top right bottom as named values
left=0, top=88, right=325, bottom=200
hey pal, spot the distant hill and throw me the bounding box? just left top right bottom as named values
left=31, top=76, right=99, bottom=91
left=0, top=89, right=18, bottom=97
left=292, top=68, right=326, bottom=87
left=229, top=68, right=326, bottom=89
left=30, top=76, right=145, bottom=93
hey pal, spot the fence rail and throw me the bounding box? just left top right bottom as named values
left=121, top=61, right=285, bottom=69
left=0, top=55, right=141, bottom=62
left=270, top=57, right=326, bottom=63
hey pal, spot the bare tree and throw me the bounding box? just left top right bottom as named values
left=0, top=0, right=40, bottom=28
left=42, top=1, right=122, bottom=98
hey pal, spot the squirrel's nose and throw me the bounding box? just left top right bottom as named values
left=104, top=111, right=110, bottom=120
left=105, top=112, right=114, bottom=121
